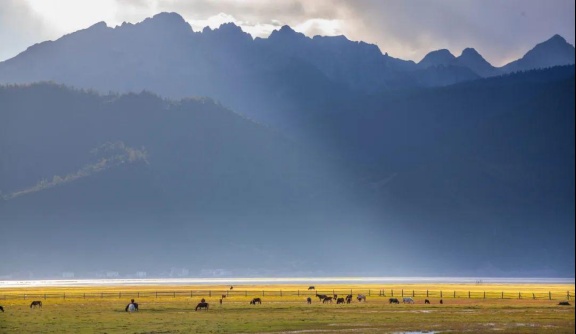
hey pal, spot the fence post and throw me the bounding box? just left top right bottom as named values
left=468, top=291, right=470, bottom=299
left=44, top=294, right=47, bottom=300
left=549, top=291, right=551, bottom=300
left=369, top=290, right=371, bottom=296
left=245, top=291, right=247, bottom=297
left=412, top=290, right=415, bottom=297
left=156, top=292, right=158, bottom=298
left=426, top=290, right=429, bottom=297
left=24, top=294, right=26, bottom=300
left=453, top=291, right=455, bottom=298
left=298, top=290, right=299, bottom=296
left=138, top=292, right=140, bottom=298
left=440, top=291, right=442, bottom=298
left=568, top=291, right=570, bottom=300
left=533, top=293, right=535, bottom=300
left=401, top=289, right=404, bottom=297
left=501, top=292, right=504, bottom=299
left=262, top=290, right=264, bottom=297
left=483, top=291, right=485, bottom=299
left=173, top=292, right=175, bottom=298
left=84, top=293, right=86, bottom=299
left=518, top=292, right=521, bottom=299
left=391, top=290, right=394, bottom=297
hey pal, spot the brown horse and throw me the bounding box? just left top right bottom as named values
left=195, top=302, right=209, bottom=311
left=322, top=296, right=333, bottom=303
left=250, top=298, right=262, bottom=305
left=316, top=294, right=327, bottom=301
left=336, top=297, right=345, bottom=304
left=30, top=301, right=42, bottom=308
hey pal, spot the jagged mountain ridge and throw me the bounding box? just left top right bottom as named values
left=0, top=12, right=573, bottom=127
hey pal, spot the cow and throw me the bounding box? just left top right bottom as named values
left=357, top=294, right=366, bottom=302
left=402, top=297, right=414, bottom=304
left=424, top=299, right=430, bottom=304
left=322, top=296, right=333, bottom=303
left=250, top=298, right=262, bottom=305
left=336, top=297, right=345, bottom=304
left=389, top=298, right=400, bottom=304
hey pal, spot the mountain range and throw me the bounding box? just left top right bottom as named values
left=0, top=12, right=574, bottom=278
left=0, top=12, right=573, bottom=127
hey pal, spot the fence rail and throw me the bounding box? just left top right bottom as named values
left=1, top=289, right=573, bottom=301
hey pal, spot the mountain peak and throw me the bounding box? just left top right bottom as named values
left=418, top=49, right=456, bottom=68
left=269, top=25, right=307, bottom=41
left=502, top=34, right=575, bottom=73
left=138, top=12, right=191, bottom=33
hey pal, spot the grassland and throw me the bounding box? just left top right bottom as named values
left=0, top=283, right=574, bottom=333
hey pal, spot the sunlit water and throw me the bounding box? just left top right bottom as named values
left=0, top=277, right=573, bottom=288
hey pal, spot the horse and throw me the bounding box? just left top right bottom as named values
left=221, top=294, right=227, bottom=299
left=0, top=306, right=4, bottom=312
left=306, top=297, right=312, bottom=304
left=346, top=295, right=353, bottom=304
left=316, top=294, right=328, bottom=301
left=195, top=302, right=209, bottom=311
left=336, top=297, right=345, bottom=304
left=30, top=301, right=42, bottom=308
left=424, top=299, right=430, bottom=304
left=250, top=298, right=262, bottom=305
left=389, top=298, right=400, bottom=304
left=322, top=296, right=333, bottom=303
left=219, top=299, right=223, bottom=305
left=558, top=301, right=571, bottom=306
left=308, top=286, right=315, bottom=290
left=357, top=294, right=366, bottom=302
left=440, top=299, right=443, bottom=304
left=402, top=297, right=414, bottom=304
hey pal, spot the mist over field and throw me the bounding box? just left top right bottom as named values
left=0, top=9, right=574, bottom=280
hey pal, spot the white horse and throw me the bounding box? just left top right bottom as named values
left=402, top=297, right=414, bottom=304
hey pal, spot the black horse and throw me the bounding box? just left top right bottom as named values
left=250, top=298, right=262, bottom=305
left=0, top=305, right=4, bottom=312
left=322, top=296, right=333, bottom=303
left=336, top=297, right=345, bottom=304
left=346, top=294, right=353, bottom=304
left=308, top=286, right=315, bottom=290
left=425, top=299, right=430, bottom=304
left=30, top=301, right=42, bottom=308
left=389, top=298, right=400, bottom=304
left=316, top=294, right=327, bottom=301
left=306, top=297, right=312, bottom=304
left=195, top=302, right=209, bottom=311
left=125, top=299, right=139, bottom=312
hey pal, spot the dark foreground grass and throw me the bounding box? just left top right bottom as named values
left=0, top=285, right=574, bottom=333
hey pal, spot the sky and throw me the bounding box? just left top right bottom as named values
left=0, top=0, right=574, bottom=66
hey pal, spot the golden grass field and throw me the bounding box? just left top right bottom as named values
left=0, top=283, right=574, bottom=333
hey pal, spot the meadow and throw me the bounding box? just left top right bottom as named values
left=0, top=283, right=574, bottom=333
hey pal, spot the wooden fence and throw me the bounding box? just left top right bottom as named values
left=0, top=289, right=573, bottom=301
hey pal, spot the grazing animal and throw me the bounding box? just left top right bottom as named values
left=306, top=297, right=312, bottom=304
left=346, top=295, right=353, bottom=304
left=125, top=299, right=139, bottom=312
left=0, top=306, right=4, bottom=312
left=336, top=297, right=345, bottom=304
left=195, top=302, right=209, bottom=311
left=439, top=299, right=443, bottom=304
left=558, top=301, right=571, bottom=306
left=250, top=298, right=262, bottom=305
left=30, top=301, right=42, bottom=308
left=402, top=297, right=414, bottom=304
left=389, top=298, right=400, bottom=304
left=221, top=294, right=226, bottom=299
left=322, top=296, right=333, bottom=303
left=316, top=294, right=328, bottom=301
left=201, top=298, right=206, bottom=303
left=308, top=286, right=315, bottom=290
left=219, top=299, right=223, bottom=305
left=357, top=294, right=366, bottom=302
left=424, top=299, right=430, bottom=304
left=230, top=286, right=233, bottom=290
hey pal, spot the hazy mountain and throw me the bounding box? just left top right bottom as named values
left=1, top=66, right=573, bottom=278
left=502, top=34, right=576, bottom=73
left=418, top=49, right=456, bottom=68
left=455, top=48, right=500, bottom=77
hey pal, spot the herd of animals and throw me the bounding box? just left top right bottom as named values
left=0, top=286, right=571, bottom=313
